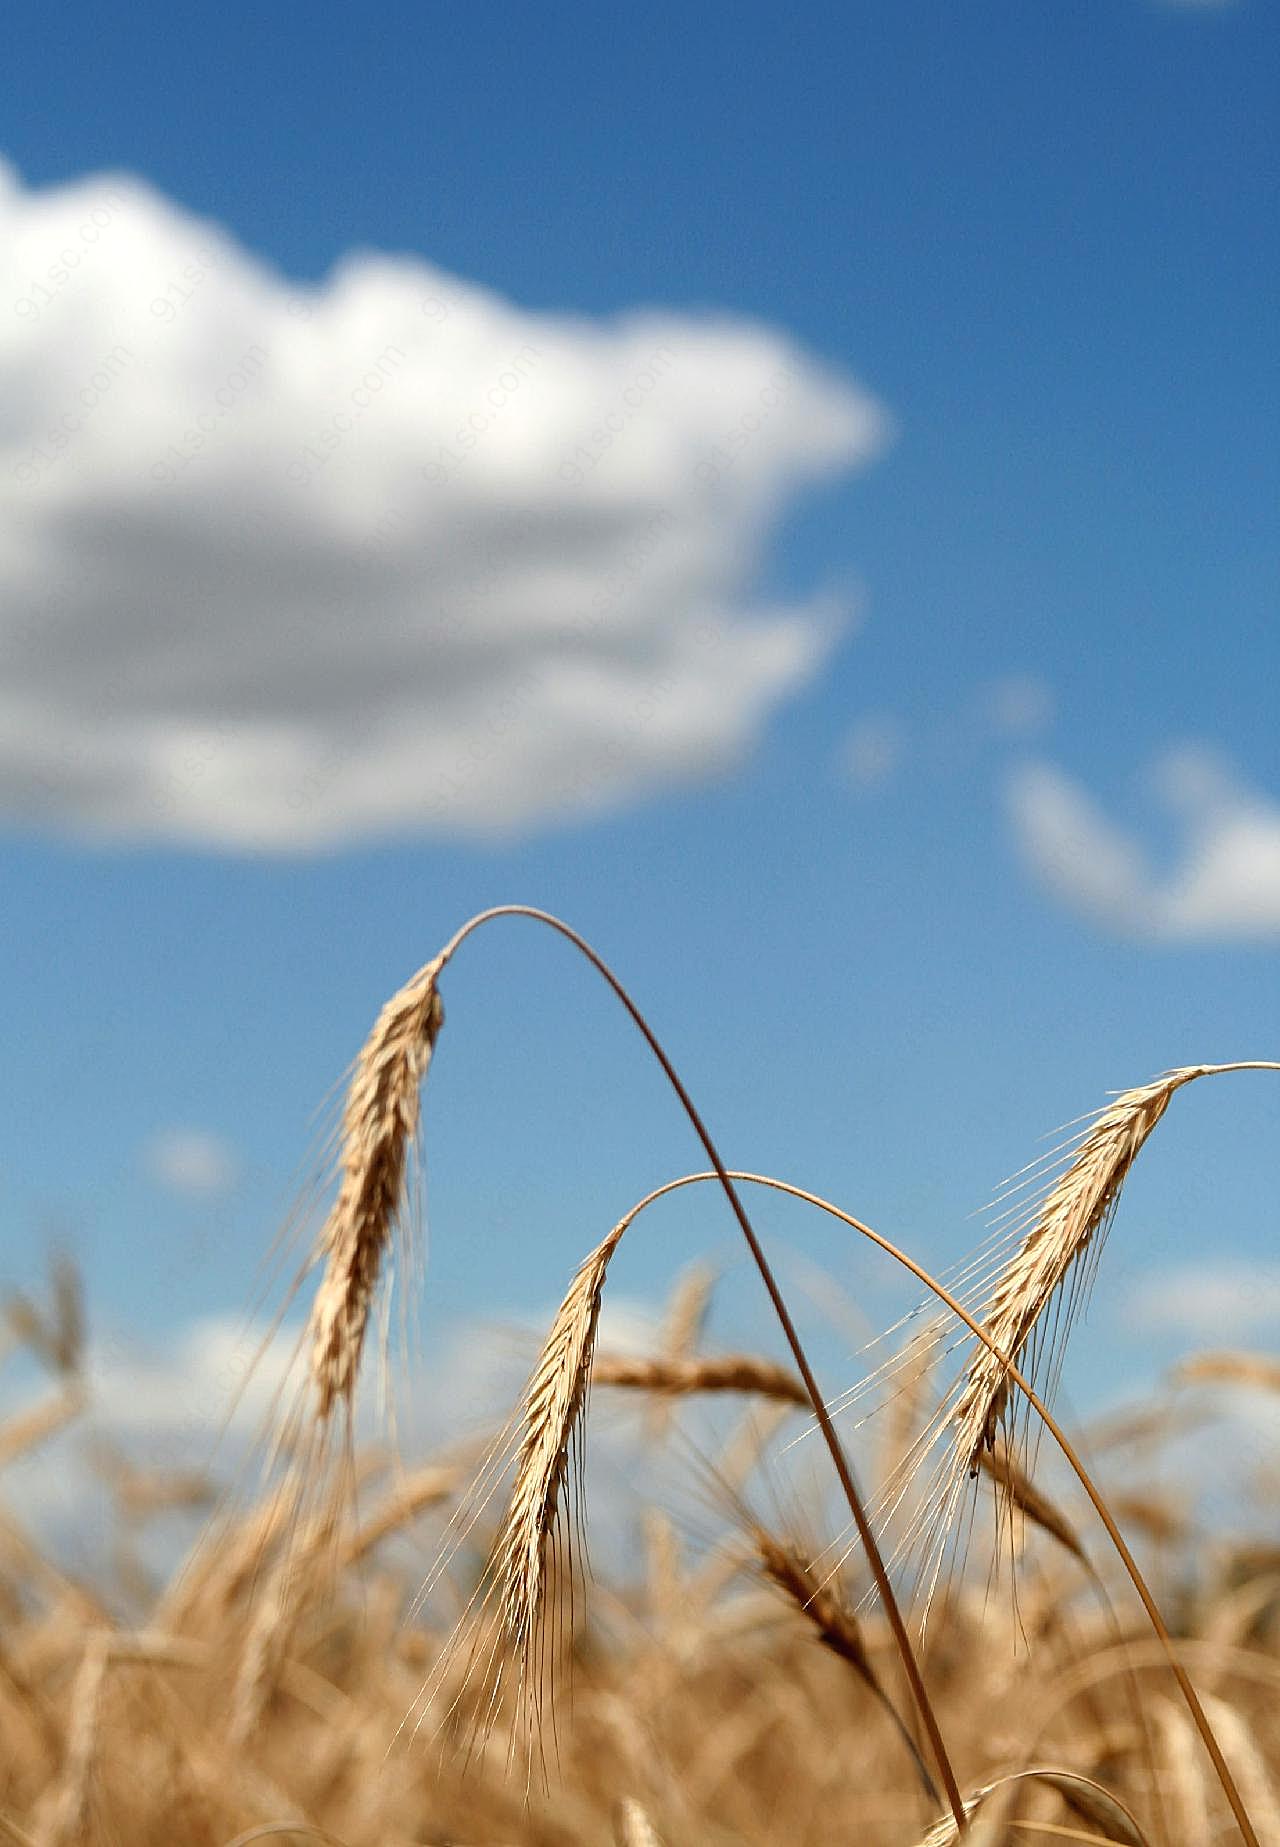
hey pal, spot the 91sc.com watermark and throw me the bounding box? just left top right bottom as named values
left=13, top=345, right=135, bottom=484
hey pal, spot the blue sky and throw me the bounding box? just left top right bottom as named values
left=1, top=0, right=1278, bottom=1449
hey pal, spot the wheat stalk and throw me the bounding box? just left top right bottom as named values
left=915, top=1767, right=1150, bottom=1845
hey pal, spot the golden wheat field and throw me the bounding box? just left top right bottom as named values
left=2, top=909, right=1277, bottom=1846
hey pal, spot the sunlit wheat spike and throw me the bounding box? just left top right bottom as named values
left=953, top=1062, right=1279, bottom=1479
left=308, top=954, right=445, bottom=1421
left=489, top=1217, right=626, bottom=1711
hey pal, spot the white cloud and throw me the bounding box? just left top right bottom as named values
left=1006, top=746, right=1280, bottom=940
left=144, top=1128, right=239, bottom=1198
left=1, top=1294, right=670, bottom=1568
left=1130, top=1262, right=1280, bottom=1339
left=839, top=713, right=904, bottom=790
left=0, top=161, right=887, bottom=851
left=982, top=673, right=1053, bottom=740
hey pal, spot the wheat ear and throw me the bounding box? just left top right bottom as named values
left=592, top=1165, right=1264, bottom=1846
left=307, top=955, right=445, bottom=1421
left=1174, top=1351, right=1280, bottom=1395
left=592, top=1352, right=809, bottom=1408
left=954, top=1062, right=1280, bottom=1478
left=488, top=1219, right=626, bottom=1711
left=751, top=1529, right=938, bottom=1802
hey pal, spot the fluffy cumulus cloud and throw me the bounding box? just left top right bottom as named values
left=1006, top=745, right=1280, bottom=941
left=0, top=162, right=886, bottom=850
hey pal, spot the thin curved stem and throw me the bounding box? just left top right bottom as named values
left=432, top=906, right=966, bottom=1827
left=606, top=1168, right=1260, bottom=1847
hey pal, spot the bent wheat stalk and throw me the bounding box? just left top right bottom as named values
left=308, top=907, right=964, bottom=1825
left=599, top=1167, right=1263, bottom=1847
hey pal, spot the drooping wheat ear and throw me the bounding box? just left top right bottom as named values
left=752, top=1530, right=875, bottom=1682
left=1173, top=1350, right=1280, bottom=1395
left=953, top=1062, right=1280, bottom=1480
left=308, top=954, right=446, bottom=1421
left=489, top=1217, right=626, bottom=1709
left=752, top=1528, right=939, bottom=1803
left=979, top=1439, right=1086, bottom=1565
left=592, top=1352, right=809, bottom=1408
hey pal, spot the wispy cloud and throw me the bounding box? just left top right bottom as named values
left=0, top=162, right=887, bottom=851
left=143, top=1129, right=239, bottom=1199
left=1129, top=1261, right=1280, bottom=1339
left=838, top=713, right=904, bottom=791
left=1006, top=745, right=1280, bottom=940
left=982, top=674, right=1053, bottom=740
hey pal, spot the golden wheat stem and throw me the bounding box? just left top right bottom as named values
left=600, top=1166, right=1261, bottom=1847
left=429, top=904, right=967, bottom=1828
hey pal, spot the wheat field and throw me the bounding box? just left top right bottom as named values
left=1, top=908, right=1276, bottom=1846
